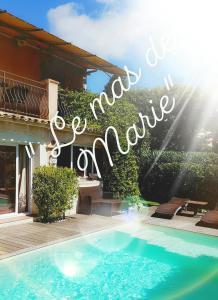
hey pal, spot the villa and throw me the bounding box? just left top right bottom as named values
left=0, top=9, right=125, bottom=220
left=0, top=4, right=218, bottom=300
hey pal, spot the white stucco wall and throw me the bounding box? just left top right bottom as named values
left=0, top=115, right=101, bottom=216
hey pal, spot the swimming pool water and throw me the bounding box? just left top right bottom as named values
left=0, top=225, right=218, bottom=300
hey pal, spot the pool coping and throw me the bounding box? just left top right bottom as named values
left=143, top=221, right=218, bottom=238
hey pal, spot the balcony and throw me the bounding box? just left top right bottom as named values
left=0, top=70, right=48, bottom=119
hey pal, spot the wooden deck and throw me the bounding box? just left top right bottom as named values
left=0, top=214, right=122, bottom=260
left=1, top=208, right=218, bottom=261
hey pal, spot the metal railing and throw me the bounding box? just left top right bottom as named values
left=0, top=70, right=48, bottom=119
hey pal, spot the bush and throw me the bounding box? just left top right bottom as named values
left=103, top=149, right=139, bottom=198
left=141, top=150, right=218, bottom=165
left=122, top=195, right=159, bottom=210
left=98, top=97, right=149, bottom=199
left=33, top=166, right=78, bottom=222
left=58, top=89, right=100, bottom=129
left=139, top=151, right=218, bottom=208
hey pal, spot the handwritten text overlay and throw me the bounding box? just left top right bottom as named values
left=50, top=36, right=175, bottom=178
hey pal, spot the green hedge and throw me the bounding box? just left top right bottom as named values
left=139, top=151, right=218, bottom=208
left=33, top=166, right=78, bottom=222
left=103, top=148, right=139, bottom=198
left=142, top=150, right=218, bottom=165
left=58, top=90, right=100, bottom=129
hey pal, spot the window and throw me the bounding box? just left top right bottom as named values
left=73, top=146, right=98, bottom=177
left=0, top=146, right=16, bottom=214
left=57, top=145, right=104, bottom=178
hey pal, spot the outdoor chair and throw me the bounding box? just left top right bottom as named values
left=196, top=201, right=218, bottom=229
left=151, top=197, right=189, bottom=219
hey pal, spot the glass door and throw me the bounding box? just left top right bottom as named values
left=0, top=146, right=16, bottom=215
left=18, top=145, right=29, bottom=213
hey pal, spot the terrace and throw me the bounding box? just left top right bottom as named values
left=0, top=208, right=218, bottom=262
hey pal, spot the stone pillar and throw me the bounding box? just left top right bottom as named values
left=32, top=144, right=47, bottom=168
left=42, top=79, right=59, bottom=120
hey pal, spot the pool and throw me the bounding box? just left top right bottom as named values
left=0, top=224, right=218, bottom=300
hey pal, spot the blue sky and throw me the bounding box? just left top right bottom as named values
left=0, top=1, right=101, bottom=29
left=1, top=0, right=217, bottom=93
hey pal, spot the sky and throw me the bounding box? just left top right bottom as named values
left=1, top=0, right=218, bottom=93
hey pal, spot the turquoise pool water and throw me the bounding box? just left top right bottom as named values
left=0, top=225, right=218, bottom=300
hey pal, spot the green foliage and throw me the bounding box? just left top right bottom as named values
left=57, top=84, right=218, bottom=209
left=103, top=75, right=127, bottom=98
left=59, top=89, right=100, bottom=129
left=58, top=87, right=150, bottom=198
left=141, top=150, right=218, bottom=165
left=101, top=99, right=138, bottom=134
left=121, top=195, right=159, bottom=210
left=58, top=89, right=141, bottom=135
left=139, top=150, right=218, bottom=208
left=99, top=91, right=149, bottom=198
left=126, top=86, right=217, bottom=152
left=100, top=98, right=149, bottom=192
left=103, top=148, right=140, bottom=198
left=33, top=166, right=78, bottom=222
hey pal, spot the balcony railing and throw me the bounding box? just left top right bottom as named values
left=0, top=70, right=48, bottom=119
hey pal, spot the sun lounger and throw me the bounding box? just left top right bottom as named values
left=151, top=197, right=189, bottom=219
left=196, top=201, right=218, bottom=229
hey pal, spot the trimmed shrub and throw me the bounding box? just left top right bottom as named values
left=33, top=166, right=78, bottom=222
left=99, top=98, right=149, bottom=199
left=139, top=151, right=218, bottom=208
left=141, top=150, right=218, bottom=165
left=103, top=149, right=139, bottom=198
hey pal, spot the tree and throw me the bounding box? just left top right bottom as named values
left=100, top=99, right=144, bottom=197
left=58, top=86, right=151, bottom=198
left=103, top=74, right=127, bottom=98
left=126, top=85, right=217, bottom=152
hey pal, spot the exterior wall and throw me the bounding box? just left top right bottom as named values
left=0, top=117, right=100, bottom=215
left=53, top=129, right=98, bottom=146
left=0, top=33, right=85, bottom=90
left=0, top=34, right=41, bottom=81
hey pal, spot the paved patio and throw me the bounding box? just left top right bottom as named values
left=147, top=207, right=218, bottom=236
left=121, top=206, right=218, bottom=237
left=0, top=208, right=217, bottom=261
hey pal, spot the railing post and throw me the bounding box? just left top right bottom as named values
left=42, top=79, right=59, bottom=120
